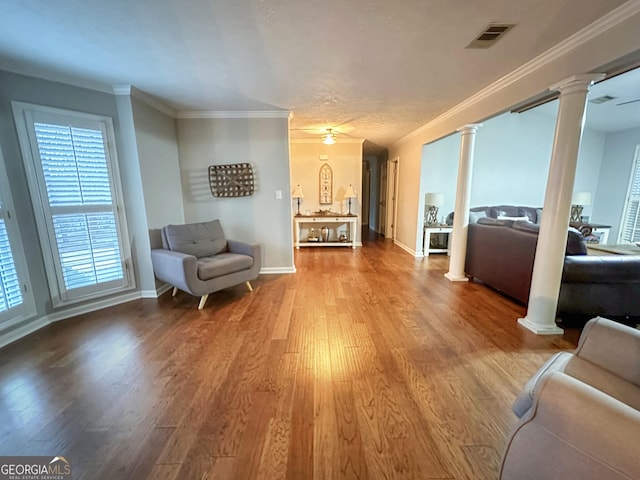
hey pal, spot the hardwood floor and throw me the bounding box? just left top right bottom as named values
left=0, top=231, right=581, bottom=479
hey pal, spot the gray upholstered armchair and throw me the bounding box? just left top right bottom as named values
left=150, top=219, right=261, bottom=309
left=501, top=317, right=640, bottom=480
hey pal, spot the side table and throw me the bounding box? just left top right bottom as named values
left=423, top=225, right=453, bottom=256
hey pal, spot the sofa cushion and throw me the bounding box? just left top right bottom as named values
left=566, top=228, right=587, bottom=255
left=164, top=220, right=227, bottom=258
left=512, top=221, right=540, bottom=234
left=477, top=217, right=514, bottom=227
left=491, top=205, right=520, bottom=218
left=197, top=252, right=254, bottom=280
left=518, top=207, right=538, bottom=223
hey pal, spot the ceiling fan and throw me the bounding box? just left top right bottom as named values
left=291, top=119, right=358, bottom=144
left=321, top=128, right=337, bottom=145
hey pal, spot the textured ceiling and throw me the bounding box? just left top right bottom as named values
left=533, top=67, right=640, bottom=132
left=0, top=0, right=629, bottom=153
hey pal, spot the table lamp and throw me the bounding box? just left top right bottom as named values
left=344, top=184, right=357, bottom=215
left=571, top=191, right=591, bottom=223
left=292, top=184, right=304, bottom=215
left=425, top=192, right=444, bottom=225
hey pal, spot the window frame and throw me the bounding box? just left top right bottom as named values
left=12, top=102, right=134, bottom=307
left=618, top=145, right=640, bottom=244
left=0, top=146, right=36, bottom=327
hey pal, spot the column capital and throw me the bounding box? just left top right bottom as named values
left=549, top=73, right=605, bottom=95
left=456, top=123, right=483, bottom=135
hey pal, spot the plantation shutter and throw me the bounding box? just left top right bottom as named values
left=620, top=148, right=640, bottom=243
left=13, top=102, right=133, bottom=306
left=0, top=201, right=23, bottom=313
left=0, top=145, right=34, bottom=326
left=33, top=123, right=124, bottom=291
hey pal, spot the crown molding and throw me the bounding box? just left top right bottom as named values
left=130, top=87, right=177, bottom=117
left=290, top=138, right=364, bottom=144
left=112, top=84, right=131, bottom=95
left=395, top=0, right=640, bottom=146
left=177, top=110, right=291, bottom=119
left=112, top=85, right=178, bottom=117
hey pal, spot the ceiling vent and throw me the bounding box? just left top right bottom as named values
left=466, top=23, right=515, bottom=49
left=590, top=95, right=617, bottom=104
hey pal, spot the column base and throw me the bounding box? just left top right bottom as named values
left=517, top=316, right=564, bottom=335
left=444, top=272, right=469, bottom=282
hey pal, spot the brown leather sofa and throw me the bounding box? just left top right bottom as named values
left=463, top=206, right=640, bottom=321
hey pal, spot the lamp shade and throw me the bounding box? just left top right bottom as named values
left=424, top=192, right=444, bottom=206
left=572, top=191, right=591, bottom=205
left=344, top=184, right=357, bottom=198
left=292, top=184, right=304, bottom=198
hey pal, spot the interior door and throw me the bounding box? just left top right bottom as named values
left=362, top=161, right=371, bottom=227
left=390, top=158, right=399, bottom=241
left=379, top=162, right=387, bottom=235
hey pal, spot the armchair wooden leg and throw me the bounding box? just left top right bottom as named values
left=245, top=281, right=253, bottom=292
left=172, top=287, right=178, bottom=297
left=198, top=294, right=209, bottom=310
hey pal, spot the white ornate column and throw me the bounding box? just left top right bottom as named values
left=445, top=124, right=483, bottom=282
left=519, top=74, right=604, bottom=334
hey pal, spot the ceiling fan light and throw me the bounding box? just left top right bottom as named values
left=322, top=133, right=336, bottom=145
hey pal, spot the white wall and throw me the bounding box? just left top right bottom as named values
left=389, top=9, right=640, bottom=253
left=592, top=127, right=640, bottom=241
left=0, top=69, right=156, bottom=344
left=289, top=140, right=364, bottom=243
left=132, top=97, right=184, bottom=232
left=177, top=116, right=294, bottom=271
left=114, top=94, right=157, bottom=295
left=419, top=108, right=607, bottom=238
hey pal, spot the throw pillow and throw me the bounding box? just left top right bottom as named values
left=536, top=208, right=543, bottom=224
left=497, top=215, right=530, bottom=222
left=469, top=211, right=486, bottom=224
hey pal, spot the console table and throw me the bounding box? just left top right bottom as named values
left=423, top=225, right=453, bottom=256
left=294, top=215, right=358, bottom=249
left=589, top=224, right=611, bottom=244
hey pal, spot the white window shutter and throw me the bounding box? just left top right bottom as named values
left=0, top=218, right=23, bottom=312
left=13, top=102, right=133, bottom=306
left=620, top=146, right=640, bottom=244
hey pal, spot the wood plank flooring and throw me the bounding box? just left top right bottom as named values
left=0, top=231, right=581, bottom=479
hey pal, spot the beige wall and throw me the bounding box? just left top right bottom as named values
left=388, top=9, right=640, bottom=254
left=132, top=97, right=184, bottom=231
left=177, top=116, right=294, bottom=271
left=290, top=140, right=364, bottom=243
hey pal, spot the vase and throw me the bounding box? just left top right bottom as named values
left=320, top=226, right=329, bottom=242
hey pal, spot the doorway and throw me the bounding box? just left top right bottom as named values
left=379, top=162, right=387, bottom=236
left=362, top=161, right=371, bottom=227
left=389, top=157, right=399, bottom=241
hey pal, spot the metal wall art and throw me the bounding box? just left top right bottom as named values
left=319, top=163, right=333, bottom=205
left=208, top=163, right=255, bottom=197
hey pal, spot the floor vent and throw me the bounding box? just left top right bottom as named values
left=466, top=23, right=515, bottom=49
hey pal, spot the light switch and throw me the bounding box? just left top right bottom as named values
left=275, top=190, right=282, bottom=199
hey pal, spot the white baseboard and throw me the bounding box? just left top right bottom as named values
left=394, top=239, right=419, bottom=256
left=260, top=267, right=296, bottom=274
left=141, top=284, right=171, bottom=298
left=48, top=291, right=142, bottom=323
left=0, top=316, right=50, bottom=349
